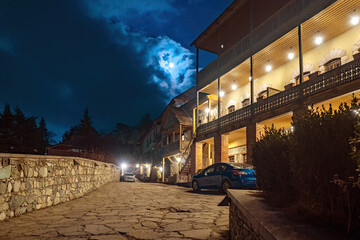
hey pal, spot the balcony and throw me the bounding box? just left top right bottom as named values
left=160, top=141, right=180, bottom=158
left=197, top=57, right=360, bottom=137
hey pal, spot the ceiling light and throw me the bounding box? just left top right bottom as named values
left=351, top=10, right=359, bottom=25
left=249, top=76, right=252, bottom=81
left=221, top=44, right=224, bottom=49
left=231, top=84, right=237, bottom=91
left=219, top=90, right=225, bottom=97
left=315, top=31, right=323, bottom=45
left=205, top=108, right=210, bottom=113
left=265, top=61, right=272, bottom=72
left=288, top=47, right=294, bottom=60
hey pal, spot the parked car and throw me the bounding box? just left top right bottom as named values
left=191, top=163, right=256, bottom=193
left=123, top=172, right=136, bottom=182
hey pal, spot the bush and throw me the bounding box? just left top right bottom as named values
left=252, top=126, right=295, bottom=205
left=252, top=98, right=360, bottom=235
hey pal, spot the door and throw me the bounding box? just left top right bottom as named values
left=199, top=165, right=216, bottom=188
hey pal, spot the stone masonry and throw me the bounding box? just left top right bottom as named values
left=0, top=153, right=120, bottom=221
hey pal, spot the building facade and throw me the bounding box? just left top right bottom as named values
left=189, top=0, right=360, bottom=177
left=136, top=87, right=202, bottom=182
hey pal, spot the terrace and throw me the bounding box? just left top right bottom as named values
left=196, top=0, right=360, bottom=139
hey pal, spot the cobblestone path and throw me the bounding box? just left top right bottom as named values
left=0, top=182, right=229, bottom=239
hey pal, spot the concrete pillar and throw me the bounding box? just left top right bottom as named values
left=190, top=142, right=203, bottom=176
left=246, top=123, right=256, bottom=164
left=214, top=134, right=229, bottom=163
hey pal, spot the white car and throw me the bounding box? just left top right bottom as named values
left=123, top=172, right=136, bottom=182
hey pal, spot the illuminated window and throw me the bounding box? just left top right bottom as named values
left=324, top=58, right=341, bottom=72
left=228, top=105, right=235, bottom=113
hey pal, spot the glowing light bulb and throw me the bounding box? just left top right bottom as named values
left=288, top=52, right=294, bottom=60
left=231, top=84, right=237, bottom=91
left=265, top=64, right=272, bottom=72
left=249, top=76, right=252, bottom=81
left=315, top=32, right=323, bottom=45
left=159, top=167, right=163, bottom=172
left=351, top=15, right=359, bottom=25
left=205, top=108, right=210, bottom=113
left=169, top=62, right=174, bottom=68
left=219, top=91, right=225, bottom=97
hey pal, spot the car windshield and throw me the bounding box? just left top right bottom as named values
left=124, top=173, right=134, bottom=176
left=228, top=163, right=254, bottom=169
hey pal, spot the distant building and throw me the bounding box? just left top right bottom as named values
left=136, top=87, right=207, bottom=182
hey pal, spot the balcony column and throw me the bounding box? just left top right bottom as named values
left=250, top=56, right=254, bottom=105
left=179, top=124, right=182, bottom=151
left=246, top=123, right=256, bottom=164
left=196, top=47, right=199, bottom=132
left=162, top=158, right=165, bottom=182
left=214, top=134, right=228, bottom=163
left=208, top=99, right=211, bottom=122
left=218, top=77, right=221, bottom=119
left=190, top=141, right=203, bottom=176
left=298, top=24, right=304, bottom=84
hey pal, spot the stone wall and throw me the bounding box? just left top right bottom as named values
left=228, top=189, right=340, bottom=240
left=0, top=153, right=120, bottom=221
left=229, top=199, right=263, bottom=240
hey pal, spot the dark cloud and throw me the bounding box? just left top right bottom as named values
left=0, top=0, right=232, bottom=141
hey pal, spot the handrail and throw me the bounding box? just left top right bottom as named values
left=197, top=58, right=360, bottom=137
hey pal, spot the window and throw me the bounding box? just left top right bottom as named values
left=324, top=58, right=341, bottom=72
left=242, top=98, right=250, bottom=107
left=228, top=105, right=235, bottom=113
left=216, top=164, right=227, bottom=172
left=229, top=156, right=235, bottom=162
left=204, top=166, right=216, bottom=174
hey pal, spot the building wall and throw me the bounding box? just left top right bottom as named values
left=0, top=154, right=120, bottom=221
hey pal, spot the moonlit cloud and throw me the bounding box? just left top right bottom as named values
left=83, top=0, right=195, bottom=101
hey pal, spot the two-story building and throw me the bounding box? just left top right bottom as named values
left=137, top=87, right=205, bottom=182
left=189, top=0, right=360, bottom=176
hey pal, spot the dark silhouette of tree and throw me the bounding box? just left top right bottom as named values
left=113, top=122, right=131, bottom=143
left=38, top=117, right=50, bottom=153
left=78, top=108, right=98, bottom=136
left=13, top=106, right=38, bottom=153
left=62, top=108, right=98, bottom=142
left=0, top=103, right=14, bottom=152
left=138, top=113, right=152, bottom=132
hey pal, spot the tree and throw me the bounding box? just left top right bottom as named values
left=0, top=103, right=14, bottom=152
left=62, top=108, right=98, bottom=142
left=38, top=117, right=50, bottom=153
left=13, top=106, right=38, bottom=153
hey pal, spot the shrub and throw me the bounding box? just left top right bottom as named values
left=252, top=126, right=295, bottom=205
left=252, top=98, right=360, bottom=235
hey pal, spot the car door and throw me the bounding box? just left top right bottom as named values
left=212, top=164, right=228, bottom=188
left=199, top=165, right=216, bottom=188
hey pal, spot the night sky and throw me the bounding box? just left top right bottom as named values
left=0, top=0, right=232, bottom=141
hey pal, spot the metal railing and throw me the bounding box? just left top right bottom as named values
left=197, top=58, right=360, bottom=137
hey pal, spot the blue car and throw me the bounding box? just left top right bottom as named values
left=191, top=163, right=256, bottom=193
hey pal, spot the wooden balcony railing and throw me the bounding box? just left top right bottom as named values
left=197, top=58, right=360, bottom=137
left=160, top=140, right=180, bottom=157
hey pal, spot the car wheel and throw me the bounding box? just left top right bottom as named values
left=221, top=180, right=231, bottom=193
left=192, top=180, right=200, bottom=192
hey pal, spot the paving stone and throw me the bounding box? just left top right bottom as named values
left=0, top=182, right=229, bottom=239
left=181, top=229, right=212, bottom=239
left=85, top=224, right=116, bottom=235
